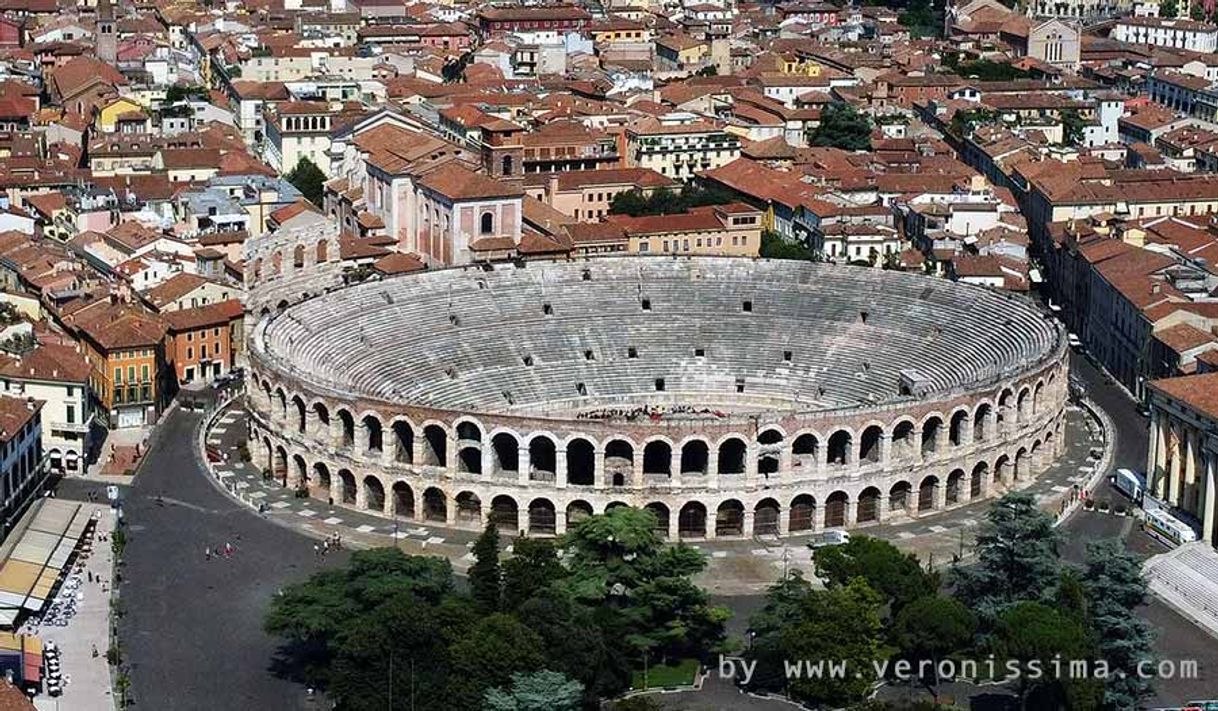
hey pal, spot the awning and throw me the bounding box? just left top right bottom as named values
left=0, top=500, right=91, bottom=625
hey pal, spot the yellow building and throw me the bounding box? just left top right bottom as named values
left=566, top=203, right=763, bottom=257
left=95, top=97, right=149, bottom=134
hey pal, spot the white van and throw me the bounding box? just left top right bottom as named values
left=808, top=530, right=850, bottom=549
left=1144, top=508, right=1198, bottom=548
left=1112, top=468, right=1146, bottom=503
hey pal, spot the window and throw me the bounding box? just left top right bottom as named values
left=543, top=303, right=553, bottom=316
left=783, top=350, right=792, bottom=363
left=584, top=349, right=595, bottom=361
left=141, top=365, right=149, bottom=381
left=654, top=378, right=665, bottom=391
left=576, top=382, right=587, bottom=395
left=186, top=333, right=193, bottom=342
left=187, top=347, right=193, bottom=359
left=201, top=345, right=208, bottom=359
left=522, top=355, right=533, bottom=367
left=66, top=404, right=75, bottom=424
left=742, top=300, right=753, bottom=312
left=694, top=348, right=705, bottom=357
left=114, top=368, right=121, bottom=384
left=639, top=241, right=650, bottom=253
left=641, top=299, right=651, bottom=311
left=628, top=346, right=638, bottom=358
left=127, top=367, right=135, bottom=381
left=480, top=212, right=494, bottom=234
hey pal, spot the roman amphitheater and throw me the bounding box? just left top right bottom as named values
left=241, top=224, right=1069, bottom=539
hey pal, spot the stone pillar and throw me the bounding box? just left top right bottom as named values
left=1204, top=454, right=1216, bottom=545
left=874, top=494, right=887, bottom=524
left=816, top=441, right=829, bottom=472
left=445, top=435, right=457, bottom=478
left=632, top=454, right=644, bottom=490
left=445, top=499, right=457, bottom=527
left=383, top=491, right=394, bottom=517
left=960, top=476, right=973, bottom=505
left=355, top=478, right=367, bottom=509
left=908, top=488, right=921, bottom=516
left=707, top=447, right=719, bottom=490
left=481, top=447, right=494, bottom=481
left=1150, top=409, right=1165, bottom=499
left=934, top=424, right=949, bottom=456
left=933, top=483, right=947, bottom=511
left=743, top=510, right=755, bottom=537
left=879, top=434, right=892, bottom=469
left=670, top=450, right=681, bottom=489
left=1186, top=428, right=1200, bottom=512
left=705, top=514, right=716, bottom=540
left=668, top=510, right=681, bottom=541
left=912, top=426, right=924, bottom=463
left=779, top=447, right=793, bottom=483
left=1166, top=419, right=1181, bottom=505
left=778, top=506, right=791, bottom=535
left=412, top=435, right=425, bottom=469
left=844, top=500, right=857, bottom=528
left=555, top=510, right=568, bottom=535
left=517, top=447, right=531, bottom=486
left=745, top=444, right=758, bottom=488
left=555, top=453, right=568, bottom=489
left=593, top=448, right=606, bottom=490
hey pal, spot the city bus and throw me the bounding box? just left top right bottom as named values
left=1143, top=508, right=1198, bottom=548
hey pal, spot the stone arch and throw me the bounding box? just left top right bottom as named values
left=645, top=502, right=671, bottom=538
left=336, top=409, right=355, bottom=449
left=312, top=462, right=331, bottom=501
left=889, top=480, right=912, bottom=515
left=642, top=439, right=672, bottom=478
left=292, top=454, right=307, bottom=490
left=388, top=419, right=413, bottom=464
left=363, top=475, right=385, bottom=512
left=491, top=494, right=519, bottom=532
left=566, top=437, right=595, bottom=486
left=456, top=421, right=482, bottom=475
left=891, top=419, right=916, bottom=459
left=754, top=497, right=780, bottom=536
left=824, top=491, right=848, bottom=528
left=918, top=475, right=938, bottom=512
left=312, top=401, right=330, bottom=438
left=971, top=461, right=988, bottom=498
left=973, top=402, right=992, bottom=442
left=827, top=429, right=852, bottom=467
left=995, top=453, right=1012, bottom=484
left=1016, top=386, right=1031, bottom=423
left=946, top=469, right=965, bottom=505
left=291, top=396, right=306, bottom=433
left=921, top=414, right=943, bottom=457
left=316, top=239, right=328, bottom=263
left=274, top=387, right=287, bottom=421
left=361, top=413, right=383, bottom=455
left=567, top=500, right=594, bottom=527
left=338, top=468, right=356, bottom=505
left=998, top=388, right=1014, bottom=429
left=680, top=439, right=709, bottom=476
left=604, top=439, right=634, bottom=487
left=455, top=491, right=480, bottom=526
left=789, top=494, right=816, bottom=532
left=491, top=431, right=520, bottom=478
left=678, top=501, right=707, bottom=539
left=717, top=436, right=746, bottom=476
left=273, top=445, right=288, bottom=486
left=1033, top=380, right=1045, bottom=414
left=716, top=499, right=745, bottom=537
left=1030, top=439, right=1042, bottom=472
left=422, top=487, right=446, bottom=522
left=422, top=423, right=448, bottom=467
left=392, top=481, right=414, bottom=518
left=1014, top=447, right=1029, bottom=480
left=757, top=428, right=784, bottom=478
left=528, top=434, right=557, bottom=482
left=293, top=243, right=305, bottom=268
left=857, top=486, right=881, bottom=524
left=859, top=424, right=883, bottom=464
left=792, top=431, right=819, bottom=470
left=949, top=409, right=969, bottom=447
left=271, top=250, right=282, bottom=276
left=528, top=498, right=556, bottom=536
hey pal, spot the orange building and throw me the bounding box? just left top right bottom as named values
left=164, top=300, right=244, bottom=385
left=65, top=301, right=168, bottom=428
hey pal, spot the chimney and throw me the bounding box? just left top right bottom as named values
left=1152, top=282, right=1162, bottom=295
left=546, top=173, right=559, bottom=206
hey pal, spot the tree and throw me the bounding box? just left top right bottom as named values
left=989, top=601, right=1102, bottom=711
left=469, top=522, right=502, bottom=612
left=1060, top=109, right=1087, bottom=146
left=760, top=230, right=817, bottom=261
left=813, top=535, right=937, bottom=614
left=484, top=670, right=583, bottom=711
left=447, top=613, right=547, bottom=709
left=951, top=493, right=1061, bottom=626
left=502, top=536, right=565, bottom=611
left=892, top=595, right=977, bottom=701
left=286, top=156, right=326, bottom=207
left=810, top=103, right=873, bottom=151
left=1162, top=0, right=1179, bottom=17
left=1080, top=541, right=1156, bottom=710
left=516, top=587, right=632, bottom=703
left=608, top=183, right=735, bottom=217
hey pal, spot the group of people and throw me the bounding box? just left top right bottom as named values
left=204, top=541, right=236, bottom=561
left=313, top=532, right=343, bottom=558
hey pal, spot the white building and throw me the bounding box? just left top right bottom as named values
left=0, top=345, right=93, bottom=475
left=0, top=395, right=45, bottom=532
left=1113, top=17, right=1218, bottom=53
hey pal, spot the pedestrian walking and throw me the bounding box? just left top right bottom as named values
left=205, top=547, right=212, bottom=561
left=313, top=543, right=320, bottom=557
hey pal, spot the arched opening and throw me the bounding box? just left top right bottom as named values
left=605, top=440, right=634, bottom=487
left=757, top=429, right=783, bottom=478
left=642, top=440, right=672, bottom=479
left=1016, top=388, right=1030, bottom=422
left=363, top=415, right=383, bottom=455
left=566, top=438, right=595, bottom=485
left=529, top=437, right=557, bottom=482
left=718, top=438, right=746, bottom=476
left=456, top=422, right=481, bottom=474
left=645, top=502, right=671, bottom=538
left=491, top=433, right=519, bottom=477
left=528, top=498, right=556, bottom=536
left=971, top=462, right=987, bottom=498
left=792, top=433, right=818, bottom=470
left=566, top=500, right=593, bottom=528
left=339, top=469, right=356, bottom=505
left=274, top=388, right=287, bottom=421
left=491, top=495, right=519, bottom=532
left=501, top=155, right=513, bottom=176
left=313, top=402, right=330, bottom=438
left=363, top=476, right=385, bottom=512
left=422, top=487, right=446, bottom=523
left=273, top=446, right=288, bottom=486
left=827, top=431, right=852, bottom=467
left=392, top=421, right=414, bottom=464
left=392, top=481, right=414, bottom=518
left=456, top=421, right=482, bottom=444
left=313, top=462, right=331, bottom=501
left=1031, top=440, right=1042, bottom=471
left=995, top=454, right=1011, bottom=484
left=949, top=410, right=968, bottom=447
left=606, top=501, right=629, bottom=514
left=1015, top=447, right=1028, bottom=480
left=889, top=481, right=911, bottom=515
left=998, top=389, right=1013, bottom=430
left=422, top=425, right=447, bottom=467
left=918, top=475, right=938, bottom=512
left=891, top=420, right=915, bottom=459
left=857, top=487, right=881, bottom=524
left=921, top=416, right=942, bottom=457
left=293, top=244, right=305, bottom=268
left=678, top=502, right=707, bottom=539
left=292, top=397, right=306, bottom=433
left=754, top=498, right=780, bottom=536
left=789, top=494, right=816, bottom=532
left=859, top=425, right=883, bottom=464
left=946, top=469, right=965, bottom=505
left=337, top=410, right=355, bottom=449
left=716, top=500, right=745, bottom=537
left=480, top=211, right=494, bottom=234
left=973, top=404, right=991, bottom=442
left=316, top=239, right=328, bottom=263
left=292, top=454, right=307, bottom=490
left=456, top=491, right=481, bottom=526
left=824, top=491, right=848, bottom=528
left=680, top=440, right=709, bottom=476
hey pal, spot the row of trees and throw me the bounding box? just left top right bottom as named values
left=744, top=492, right=1156, bottom=710
left=607, top=183, right=738, bottom=216
left=265, top=507, right=727, bottom=710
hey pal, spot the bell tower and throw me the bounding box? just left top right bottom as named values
left=97, top=0, right=117, bottom=67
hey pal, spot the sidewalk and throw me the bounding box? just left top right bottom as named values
left=201, top=401, right=1110, bottom=594
left=85, top=427, right=150, bottom=481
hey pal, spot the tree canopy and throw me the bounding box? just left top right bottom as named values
left=608, top=183, right=736, bottom=217
left=759, top=230, right=817, bottom=261
left=813, top=535, right=938, bottom=614
left=810, top=103, right=873, bottom=151
left=286, top=156, right=326, bottom=207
